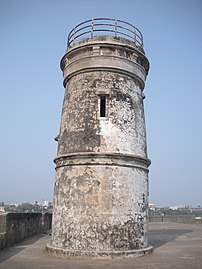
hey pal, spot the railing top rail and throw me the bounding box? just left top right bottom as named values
left=67, top=18, right=144, bottom=50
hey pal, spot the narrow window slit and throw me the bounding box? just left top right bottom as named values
left=100, top=96, right=106, bottom=117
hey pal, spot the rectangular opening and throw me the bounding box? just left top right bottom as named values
left=100, top=96, right=106, bottom=117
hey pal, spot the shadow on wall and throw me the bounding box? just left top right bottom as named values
left=148, top=228, right=193, bottom=248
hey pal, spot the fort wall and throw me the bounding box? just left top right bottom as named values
left=0, top=213, right=52, bottom=250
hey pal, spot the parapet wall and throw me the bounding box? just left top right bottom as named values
left=0, top=213, right=52, bottom=250
left=149, top=215, right=202, bottom=224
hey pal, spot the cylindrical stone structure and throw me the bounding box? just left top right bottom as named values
left=46, top=18, right=152, bottom=259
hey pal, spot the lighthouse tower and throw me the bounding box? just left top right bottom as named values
left=46, top=18, right=152, bottom=259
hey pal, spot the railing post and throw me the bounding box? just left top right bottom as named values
left=134, top=29, right=136, bottom=46
left=91, top=18, right=94, bottom=38
left=73, top=27, right=76, bottom=45
left=115, top=19, right=118, bottom=38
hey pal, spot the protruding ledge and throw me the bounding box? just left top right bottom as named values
left=54, top=152, right=151, bottom=171
left=46, top=243, right=153, bottom=260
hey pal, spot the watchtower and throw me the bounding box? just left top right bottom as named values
left=46, top=18, right=152, bottom=259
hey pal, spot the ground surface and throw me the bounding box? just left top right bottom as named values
left=0, top=222, right=202, bottom=269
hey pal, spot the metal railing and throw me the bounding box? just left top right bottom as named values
left=67, top=18, right=144, bottom=49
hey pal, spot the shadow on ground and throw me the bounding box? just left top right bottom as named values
left=0, top=227, right=193, bottom=264
left=0, top=234, right=44, bottom=263
left=148, top=228, right=193, bottom=248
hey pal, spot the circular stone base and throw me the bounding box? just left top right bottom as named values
left=46, top=243, right=153, bottom=260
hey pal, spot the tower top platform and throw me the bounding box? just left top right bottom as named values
left=67, top=18, right=145, bottom=53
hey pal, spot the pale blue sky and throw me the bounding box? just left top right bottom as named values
left=0, top=0, right=202, bottom=207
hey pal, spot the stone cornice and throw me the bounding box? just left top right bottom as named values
left=54, top=152, right=151, bottom=171
left=62, top=55, right=146, bottom=89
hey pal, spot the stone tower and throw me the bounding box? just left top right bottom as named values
left=46, top=18, right=152, bottom=259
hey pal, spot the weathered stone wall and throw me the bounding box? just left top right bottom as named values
left=0, top=214, right=6, bottom=234
left=58, top=72, right=147, bottom=157
left=0, top=213, right=52, bottom=250
left=0, top=214, right=6, bottom=250
left=52, top=164, right=148, bottom=251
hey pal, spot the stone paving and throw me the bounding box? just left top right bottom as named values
left=0, top=222, right=202, bottom=269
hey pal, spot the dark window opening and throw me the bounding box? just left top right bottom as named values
left=100, top=96, right=106, bottom=117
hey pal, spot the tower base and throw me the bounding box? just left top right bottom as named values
left=46, top=243, right=153, bottom=260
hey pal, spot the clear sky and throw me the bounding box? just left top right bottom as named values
left=0, top=0, right=202, bottom=207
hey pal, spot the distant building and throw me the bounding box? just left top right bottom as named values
left=149, top=203, right=156, bottom=211
left=42, top=201, right=52, bottom=207
left=0, top=206, right=5, bottom=213
left=170, top=205, right=185, bottom=210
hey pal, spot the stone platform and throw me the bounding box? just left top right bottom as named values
left=0, top=222, right=202, bottom=269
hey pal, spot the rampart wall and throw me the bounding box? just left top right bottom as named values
left=149, top=215, right=202, bottom=224
left=0, top=213, right=52, bottom=250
